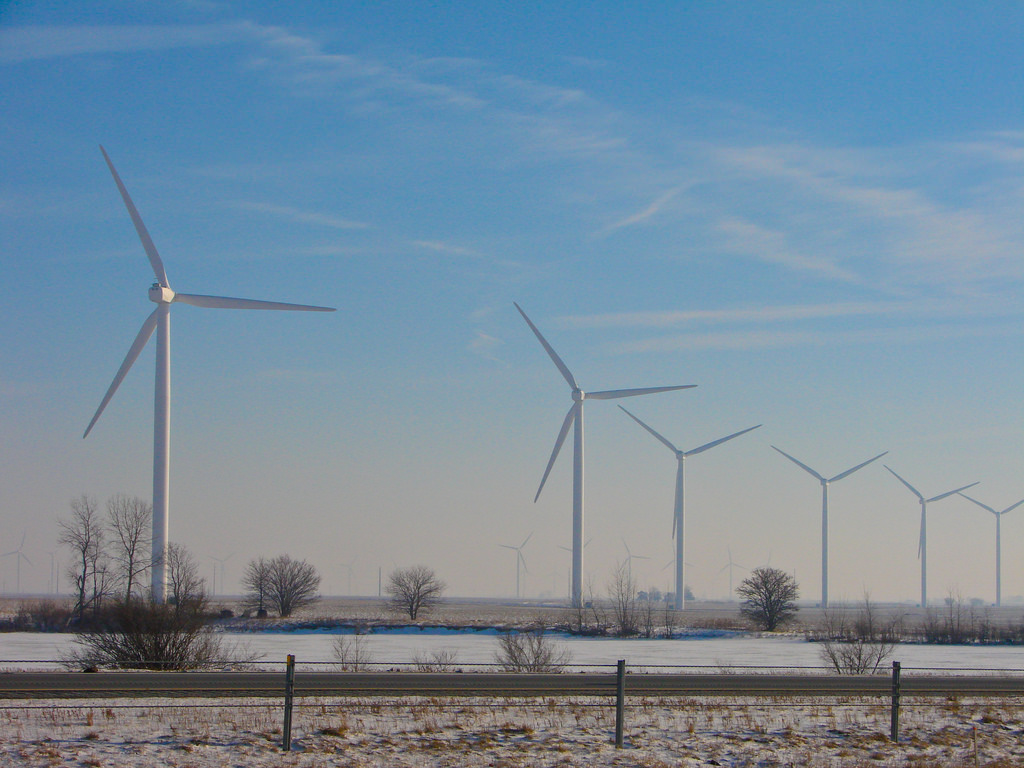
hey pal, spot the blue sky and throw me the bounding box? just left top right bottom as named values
left=2, top=2, right=1024, bottom=604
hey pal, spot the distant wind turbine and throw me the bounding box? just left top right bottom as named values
left=958, top=493, right=1024, bottom=607
left=885, top=466, right=978, bottom=607
left=515, top=303, right=695, bottom=607
left=2, top=533, right=31, bottom=594
left=209, top=552, right=234, bottom=598
left=622, top=406, right=759, bottom=610
left=500, top=532, right=533, bottom=599
left=716, top=547, right=748, bottom=600
left=772, top=446, right=887, bottom=608
left=621, top=539, right=650, bottom=583
left=84, top=147, right=336, bottom=604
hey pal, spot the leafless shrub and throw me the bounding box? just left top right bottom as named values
left=494, top=627, right=571, bottom=672
left=608, top=561, right=639, bottom=637
left=413, top=649, right=459, bottom=671
left=331, top=633, right=373, bottom=671
left=817, top=596, right=902, bottom=674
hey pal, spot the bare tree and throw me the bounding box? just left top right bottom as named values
left=817, top=596, right=902, bottom=674
left=59, top=495, right=111, bottom=623
left=386, top=565, right=445, bottom=619
left=241, top=556, right=272, bottom=616
left=106, top=494, right=151, bottom=601
left=608, top=561, right=639, bottom=637
left=166, top=543, right=205, bottom=609
left=495, top=626, right=571, bottom=672
left=736, top=567, right=799, bottom=631
left=266, top=555, right=321, bottom=617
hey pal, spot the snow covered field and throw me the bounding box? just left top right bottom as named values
left=3, top=693, right=1024, bottom=766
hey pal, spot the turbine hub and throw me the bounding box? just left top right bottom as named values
left=572, top=388, right=584, bottom=402
left=149, top=283, right=175, bottom=304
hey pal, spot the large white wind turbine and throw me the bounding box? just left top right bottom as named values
left=772, top=446, right=887, bottom=608
left=515, top=303, right=695, bottom=607
left=85, top=147, right=335, bottom=604
left=499, top=532, right=533, bottom=599
left=959, top=493, right=1024, bottom=607
left=884, top=466, right=978, bottom=607
left=621, top=406, right=760, bottom=610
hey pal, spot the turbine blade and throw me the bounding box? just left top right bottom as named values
left=20, top=553, right=31, bottom=567
left=829, top=450, right=888, bottom=483
left=535, top=403, right=577, bottom=502
left=687, top=424, right=762, bottom=457
left=618, top=405, right=678, bottom=453
left=174, top=293, right=335, bottom=312
left=771, top=446, right=825, bottom=482
left=520, top=532, right=533, bottom=549
left=519, top=552, right=529, bottom=574
left=927, top=481, right=979, bottom=503
left=587, top=384, right=696, bottom=400
left=100, top=146, right=169, bottom=287
left=958, top=493, right=997, bottom=516
left=514, top=303, right=577, bottom=389
left=1002, top=498, right=1024, bottom=516
left=885, top=465, right=924, bottom=500
left=84, top=307, right=160, bottom=438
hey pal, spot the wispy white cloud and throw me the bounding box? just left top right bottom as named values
left=715, top=217, right=859, bottom=282
left=603, top=186, right=683, bottom=233
left=560, top=301, right=920, bottom=330
left=411, top=239, right=524, bottom=271
left=0, top=23, right=254, bottom=63
left=467, top=330, right=504, bottom=362
left=232, top=201, right=369, bottom=230
left=612, top=321, right=1024, bottom=354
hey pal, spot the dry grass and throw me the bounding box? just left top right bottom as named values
left=1, top=694, right=1023, bottom=767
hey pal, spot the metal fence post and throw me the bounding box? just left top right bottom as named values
left=283, top=654, right=296, bottom=751
left=615, top=659, right=626, bottom=748
left=890, top=660, right=901, bottom=742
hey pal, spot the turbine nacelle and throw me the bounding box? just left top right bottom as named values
left=149, top=284, right=175, bottom=304
left=572, top=388, right=585, bottom=402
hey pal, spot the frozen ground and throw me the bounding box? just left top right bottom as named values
left=2, top=694, right=1024, bottom=767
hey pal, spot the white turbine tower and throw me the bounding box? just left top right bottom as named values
left=500, top=532, right=533, bottom=599
left=85, top=147, right=335, bottom=604
left=2, top=533, right=31, bottom=594
left=515, top=303, right=695, bottom=607
left=958, top=493, right=1024, bottom=607
left=621, top=406, right=760, bottom=610
left=884, top=466, right=978, bottom=607
left=772, top=446, right=887, bottom=608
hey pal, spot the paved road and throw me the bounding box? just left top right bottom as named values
left=1, top=671, right=1023, bottom=698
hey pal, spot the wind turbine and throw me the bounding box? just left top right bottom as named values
left=2, top=533, right=31, bottom=594
left=884, top=466, right=978, bottom=607
left=959, top=492, right=1024, bottom=607
left=621, top=406, right=760, bottom=610
left=772, top=446, right=887, bottom=608
left=716, top=547, right=748, bottom=600
left=515, top=302, right=695, bottom=607
left=84, top=147, right=335, bottom=604
left=209, top=553, right=234, bottom=598
left=499, top=532, right=533, bottom=599
left=621, top=539, right=650, bottom=584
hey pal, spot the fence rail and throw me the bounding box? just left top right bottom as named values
left=2, top=660, right=1024, bottom=750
